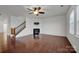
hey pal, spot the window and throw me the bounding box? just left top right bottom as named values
left=69, top=9, right=75, bottom=34
left=76, top=6, right=79, bottom=36
left=69, top=6, right=79, bottom=37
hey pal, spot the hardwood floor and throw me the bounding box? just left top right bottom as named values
left=0, top=33, right=3, bottom=52
left=6, top=34, right=76, bottom=53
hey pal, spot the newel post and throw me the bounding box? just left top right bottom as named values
left=11, top=28, right=16, bottom=48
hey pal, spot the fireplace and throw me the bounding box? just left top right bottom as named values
left=33, top=28, right=40, bottom=39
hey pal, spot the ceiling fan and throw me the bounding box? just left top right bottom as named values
left=27, top=7, right=45, bottom=16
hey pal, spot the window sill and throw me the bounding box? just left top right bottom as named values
left=69, top=33, right=79, bottom=39
left=75, top=35, right=79, bottom=38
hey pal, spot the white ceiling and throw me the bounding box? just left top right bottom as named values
left=0, top=5, right=26, bottom=16
left=24, top=5, right=70, bottom=18
left=0, top=5, right=70, bottom=18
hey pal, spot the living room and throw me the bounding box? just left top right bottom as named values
left=0, top=5, right=79, bottom=53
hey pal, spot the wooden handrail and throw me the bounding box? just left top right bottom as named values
left=11, top=21, right=26, bottom=36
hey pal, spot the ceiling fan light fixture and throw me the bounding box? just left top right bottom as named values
left=34, top=10, right=39, bottom=15
left=27, top=7, right=45, bottom=16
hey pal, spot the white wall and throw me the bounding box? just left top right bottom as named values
left=17, top=15, right=67, bottom=37
left=66, top=6, right=79, bottom=52
left=42, top=15, right=67, bottom=36
left=0, top=15, right=5, bottom=32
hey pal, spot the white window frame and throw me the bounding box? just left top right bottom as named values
left=69, top=8, right=75, bottom=35
left=76, top=6, right=79, bottom=36
left=69, top=6, right=79, bottom=38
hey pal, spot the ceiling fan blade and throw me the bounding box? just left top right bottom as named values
left=38, top=7, right=41, bottom=10
left=33, top=7, right=37, bottom=11
left=39, top=12, right=45, bottom=14
left=27, top=8, right=33, bottom=11
left=28, top=12, right=33, bottom=14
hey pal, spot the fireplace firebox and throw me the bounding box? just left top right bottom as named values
left=33, top=28, right=40, bottom=39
